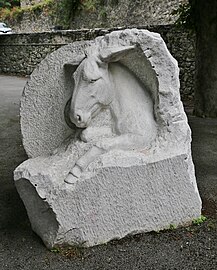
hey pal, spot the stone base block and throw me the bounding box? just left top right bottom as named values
left=15, top=153, right=201, bottom=249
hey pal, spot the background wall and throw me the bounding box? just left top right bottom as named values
left=21, top=0, right=42, bottom=7
left=70, top=0, right=188, bottom=30
left=6, top=0, right=188, bottom=33
left=9, top=10, right=55, bottom=33
left=0, top=25, right=195, bottom=99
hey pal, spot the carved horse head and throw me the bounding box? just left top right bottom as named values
left=68, top=46, right=135, bottom=128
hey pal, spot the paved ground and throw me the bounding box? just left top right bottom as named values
left=0, top=75, right=216, bottom=270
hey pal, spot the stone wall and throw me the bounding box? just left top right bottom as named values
left=21, top=0, right=43, bottom=7
left=71, top=0, right=188, bottom=29
left=0, top=25, right=195, bottom=98
left=8, top=0, right=188, bottom=33
left=10, top=10, right=55, bottom=34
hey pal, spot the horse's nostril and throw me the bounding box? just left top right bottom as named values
left=76, top=115, right=81, bottom=122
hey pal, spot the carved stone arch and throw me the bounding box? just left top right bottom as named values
left=21, top=29, right=184, bottom=159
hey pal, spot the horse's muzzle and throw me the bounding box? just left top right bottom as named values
left=71, top=110, right=90, bottom=128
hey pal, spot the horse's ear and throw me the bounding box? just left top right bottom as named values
left=99, top=45, right=136, bottom=63
left=63, top=53, right=86, bottom=69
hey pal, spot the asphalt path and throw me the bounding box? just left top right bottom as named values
left=0, top=75, right=216, bottom=270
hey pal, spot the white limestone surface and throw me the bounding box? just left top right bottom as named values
left=14, top=29, right=201, bottom=248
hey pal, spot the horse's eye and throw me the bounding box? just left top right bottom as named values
left=90, top=78, right=99, bottom=83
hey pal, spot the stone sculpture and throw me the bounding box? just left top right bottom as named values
left=14, top=29, right=202, bottom=249
left=65, top=45, right=157, bottom=184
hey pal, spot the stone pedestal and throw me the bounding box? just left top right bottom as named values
left=15, top=152, right=201, bottom=248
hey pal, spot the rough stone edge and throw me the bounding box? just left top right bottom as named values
left=15, top=154, right=202, bottom=248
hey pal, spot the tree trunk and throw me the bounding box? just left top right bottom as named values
left=193, top=0, right=217, bottom=117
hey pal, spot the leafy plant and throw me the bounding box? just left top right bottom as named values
left=0, top=7, right=10, bottom=18
left=169, top=224, right=177, bottom=230
left=172, top=1, right=196, bottom=32
left=51, top=247, right=61, bottom=253
left=54, top=0, right=82, bottom=27
left=0, top=0, right=54, bottom=22
left=81, top=0, right=97, bottom=12
left=0, top=0, right=20, bottom=8
left=192, top=215, right=207, bottom=225
left=0, top=0, right=120, bottom=29
left=51, top=245, right=83, bottom=258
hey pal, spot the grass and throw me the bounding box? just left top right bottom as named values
left=192, top=215, right=207, bottom=226
left=0, top=0, right=54, bottom=21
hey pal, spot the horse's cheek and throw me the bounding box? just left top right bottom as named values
left=99, top=83, right=112, bottom=105
left=99, top=89, right=106, bottom=104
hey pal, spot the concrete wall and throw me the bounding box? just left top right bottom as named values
left=0, top=25, right=195, bottom=99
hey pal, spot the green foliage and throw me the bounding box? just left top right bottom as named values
left=50, top=0, right=120, bottom=27
left=50, top=245, right=84, bottom=258
left=0, top=0, right=20, bottom=8
left=172, top=1, right=196, bottom=32
left=54, top=0, right=83, bottom=27
left=81, top=0, right=97, bottom=11
left=0, top=6, right=21, bottom=20
left=25, top=0, right=54, bottom=12
left=192, top=215, right=207, bottom=226
left=50, top=247, right=61, bottom=253
left=0, top=6, right=10, bottom=17
left=169, top=224, right=177, bottom=230
left=99, top=7, right=107, bottom=20
left=0, top=0, right=54, bottom=22
left=0, top=0, right=119, bottom=28
left=0, top=0, right=11, bottom=8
